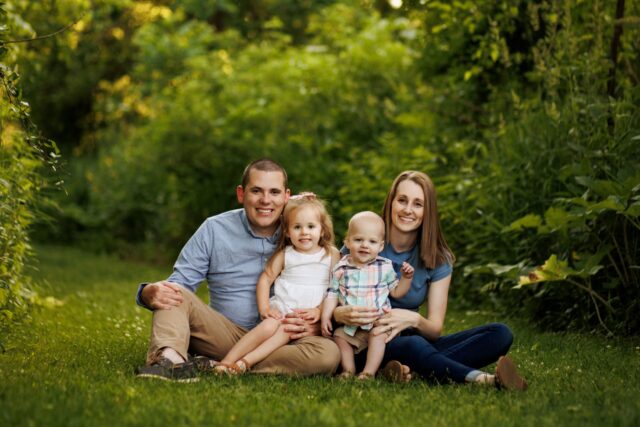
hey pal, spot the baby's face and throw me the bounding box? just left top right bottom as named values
left=345, top=219, right=385, bottom=267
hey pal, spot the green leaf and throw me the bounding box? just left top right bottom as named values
left=573, top=246, right=610, bottom=278
left=587, top=196, right=626, bottom=214
left=575, top=176, right=625, bottom=198
left=504, top=214, right=542, bottom=232
left=542, top=207, right=579, bottom=232
left=624, top=201, right=640, bottom=217
left=515, top=255, right=578, bottom=287
left=464, top=261, right=526, bottom=279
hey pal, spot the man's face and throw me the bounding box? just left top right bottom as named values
left=237, top=169, right=290, bottom=237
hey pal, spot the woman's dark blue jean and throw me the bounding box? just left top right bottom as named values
left=355, top=322, right=513, bottom=383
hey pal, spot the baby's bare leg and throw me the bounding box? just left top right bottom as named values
left=220, top=318, right=280, bottom=366
left=334, top=336, right=356, bottom=375
left=361, top=333, right=386, bottom=376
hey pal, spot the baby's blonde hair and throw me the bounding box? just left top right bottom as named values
left=346, top=211, right=385, bottom=240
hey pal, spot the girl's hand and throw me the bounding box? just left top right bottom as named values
left=321, top=318, right=333, bottom=337
left=333, top=305, right=381, bottom=327
left=372, top=308, right=420, bottom=343
left=260, top=307, right=283, bottom=320
left=400, top=262, right=415, bottom=279
left=298, top=307, right=321, bottom=323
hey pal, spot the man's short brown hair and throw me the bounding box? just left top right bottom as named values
left=240, top=158, right=288, bottom=189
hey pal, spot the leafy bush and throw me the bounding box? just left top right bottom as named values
left=0, top=3, right=60, bottom=334
left=446, top=1, right=640, bottom=334
left=50, top=5, right=424, bottom=255
left=17, top=0, right=640, bottom=334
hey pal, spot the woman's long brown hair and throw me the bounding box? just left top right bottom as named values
left=382, top=171, right=455, bottom=269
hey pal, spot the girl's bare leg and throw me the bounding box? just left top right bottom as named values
left=219, top=318, right=280, bottom=366
left=242, top=325, right=291, bottom=367
left=361, top=333, right=386, bottom=376
left=334, top=336, right=356, bottom=375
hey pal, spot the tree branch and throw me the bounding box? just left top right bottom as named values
left=1, top=12, right=86, bottom=45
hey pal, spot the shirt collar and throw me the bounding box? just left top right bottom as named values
left=342, top=255, right=383, bottom=269
left=239, top=209, right=282, bottom=243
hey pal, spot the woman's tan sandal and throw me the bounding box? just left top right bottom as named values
left=495, top=356, right=528, bottom=391
left=379, top=360, right=409, bottom=383
left=228, top=358, right=251, bottom=375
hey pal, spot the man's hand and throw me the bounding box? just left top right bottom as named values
left=281, top=310, right=321, bottom=340
left=141, top=281, right=184, bottom=310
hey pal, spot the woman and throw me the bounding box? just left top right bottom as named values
left=334, top=171, right=528, bottom=390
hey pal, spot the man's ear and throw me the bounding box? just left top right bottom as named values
left=236, top=185, right=245, bottom=204
left=284, top=189, right=291, bottom=203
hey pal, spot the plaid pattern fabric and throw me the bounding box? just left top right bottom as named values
left=328, top=255, right=398, bottom=336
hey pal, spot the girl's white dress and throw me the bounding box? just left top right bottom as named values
left=269, top=246, right=331, bottom=314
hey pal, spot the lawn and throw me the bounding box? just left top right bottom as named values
left=1, top=245, right=639, bottom=427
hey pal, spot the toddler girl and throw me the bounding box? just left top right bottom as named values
left=215, top=194, right=340, bottom=374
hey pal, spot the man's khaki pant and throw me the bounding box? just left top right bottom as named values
left=146, top=289, right=340, bottom=375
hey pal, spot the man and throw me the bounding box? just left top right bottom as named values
left=136, top=159, right=340, bottom=381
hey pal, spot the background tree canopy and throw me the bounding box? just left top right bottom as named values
left=2, top=0, right=639, bottom=334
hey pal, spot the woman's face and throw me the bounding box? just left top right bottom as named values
left=390, top=180, right=425, bottom=235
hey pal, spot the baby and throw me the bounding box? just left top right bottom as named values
left=321, top=211, right=414, bottom=379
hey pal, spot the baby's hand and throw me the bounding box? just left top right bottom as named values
left=321, top=318, right=333, bottom=337
left=400, top=262, right=415, bottom=279
left=261, top=308, right=283, bottom=320
left=299, top=307, right=321, bottom=323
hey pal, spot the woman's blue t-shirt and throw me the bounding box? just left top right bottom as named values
left=340, top=244, right=452, bottom=311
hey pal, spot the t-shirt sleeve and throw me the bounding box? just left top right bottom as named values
left=382, top=261, right=399, bottom=290
left=327, top=266, right=342, bottom=299
left=430, top=262, right=453, bottom=282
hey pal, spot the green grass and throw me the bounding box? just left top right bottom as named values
left=1, top=245, right=639, bottom=427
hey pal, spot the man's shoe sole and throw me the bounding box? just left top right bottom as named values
left=136, top=372, right=199, bottom=383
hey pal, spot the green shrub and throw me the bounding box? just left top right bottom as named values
left=0, top=3, right=60, bottom=335
left=22, top=0, right=640, bottom=334
left=451, top=1, right=640, bottom=334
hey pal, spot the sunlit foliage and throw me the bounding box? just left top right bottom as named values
left=8, top=0, right=640, bottom=333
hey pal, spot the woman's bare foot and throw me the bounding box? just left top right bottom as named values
left=379, top=360, right=412, bottom=383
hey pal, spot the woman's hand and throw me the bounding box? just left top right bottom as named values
left=333, top=305, right=381, bottom=327
left=372, top=308, right=420, bottom=343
